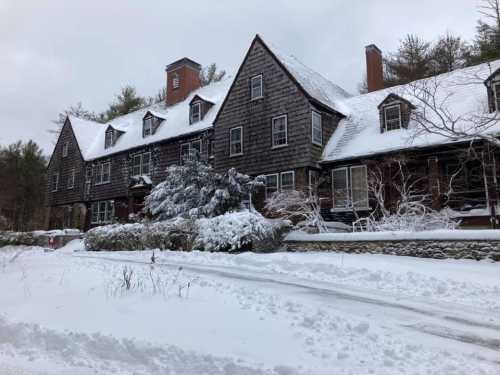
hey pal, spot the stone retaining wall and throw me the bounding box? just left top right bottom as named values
left=285, top=239, right=500, bottom=261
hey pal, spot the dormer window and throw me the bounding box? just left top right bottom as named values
left=105, top=129, right=115, bottom=149
left=190, top=102, right=201, bottom=124
left=250, top=74, right=263, bottom=100
left=495, top=82, right=500, bottom=111
left=143, top=116, right=153, bottom=137
left=172, top=72, right=180, bottom=89
left=384, top=104, right=402, bottom=131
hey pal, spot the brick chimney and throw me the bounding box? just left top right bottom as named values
left=165, top=58, right=202, bottom=106
left=365, top=44, right=384, bottom=93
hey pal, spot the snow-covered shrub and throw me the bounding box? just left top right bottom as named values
left=141, top=219, right=197, bottom=251
left=84, top=223, right=145, bottom=251
left=194, top=210, right=280, bottom=252
left=144, top=158, right=263, bottom=221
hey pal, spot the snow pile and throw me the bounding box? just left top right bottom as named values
left=195, top=210, right=282, bottom=252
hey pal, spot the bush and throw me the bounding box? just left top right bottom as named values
left=194, top=210, right=284, bottom=252
left=84, top=223, right=144, bottom=251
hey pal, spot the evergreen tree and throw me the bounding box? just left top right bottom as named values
left=200, top=63, right=226, bottom=87
left=431, top=33, right=469, bottom=74
left=467, top=0, right=500, bottom=64
left=384, top=34, right=433, bottom=86
left=101, top=85, right=147, bottom=122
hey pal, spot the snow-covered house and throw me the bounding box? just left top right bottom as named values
left=47, top=34, right=500, bottom=230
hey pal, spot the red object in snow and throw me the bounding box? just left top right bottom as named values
left=48, top=237, right=55, bottom=249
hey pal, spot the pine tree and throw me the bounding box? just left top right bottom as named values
left=101, top=85, right=147, bottom=122
left=467, top=0, right=500, bottom=64
left=431, top=33, right=469, bottom=74
left=200, top=63, right=226, bottom=87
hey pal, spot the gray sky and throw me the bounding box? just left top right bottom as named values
left=0, top=0, right=481, bottom=155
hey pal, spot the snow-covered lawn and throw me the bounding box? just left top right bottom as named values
left=0, top=241, right=499, bottom=374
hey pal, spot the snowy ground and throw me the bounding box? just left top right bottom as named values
left=0, top=241, right=499, bottom=374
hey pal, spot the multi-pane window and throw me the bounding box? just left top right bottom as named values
left=52, top=173, right=59, bottom=192
left=132, top=152, right=151, bottom=177
left=191, top=140, right=202, bottom=156
left=384, top=104, right=402, bottom=131
left=91, top=201, right=114, bottom=224
left=332, top=166, right=369, bottom=210
left=172, top=72, right=180, bottom=89
left=85, top=166, right=92, bottom=195
left=67, top=168, right=75, bottom=189
left=143, top=116, right=153, bottom=137
left=180, top=143, right=190, bottom=162
left=190, top=102, right=201, bottom=124
left=272, top=115, right=288, bottom=147
left=495, top=83, right=500, bottom=112
left=105, top=130, right=114, bottom=149
left=350, top=166, right=369, bottom=209
left=180, top=141, right=202, bottom=163
left=309, top=170, right=320, bottom=194
left=264, top=171, right=295, bottom=198
left=230, top=127, right=243, bottom=156
left=312, top=111, right=323, bottom=145
left=95, top=162, right=111, bottom=185
left=250, top=75, right=263, bottom=100
left=62, top=142, right=69, bottom=157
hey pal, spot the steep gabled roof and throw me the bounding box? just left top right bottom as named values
left=68, top=115, right=105, bottom=156
left=322, top=59, right=500, bottom=163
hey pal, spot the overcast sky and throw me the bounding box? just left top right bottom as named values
left=0, top=0, right=482, bottom=155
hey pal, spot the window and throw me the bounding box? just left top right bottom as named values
left=52, top=173, right=59, bottom=192
left=384, top=104, right=402, bottom=131
left=172, top=72, right=180, bottom=89
left=143, top=116, right=153, bottom=137
left=230, top=127, right=243, bottom=156
left=332, top=166, right=369, bottom=210
left=190, top=102, right=201, bottom=124
left=280, top=171, right=294, bottom=191
left=91, top=201, right=114, bottom=224
left=495, top=82, right=500, bottom=111
left=132, top=152, right=151, bottom=177
left=272, top=115, right=288, bottom=148
left=95, top=162, right=111, bottom=185
left=265, top=174, right=278, bottom=198
left=85, top=166, right=92, bottom=195
left=105, top=130, right=114, bottom=149
left=67, top=168, right=75, bottom=189
left=332, top=168, right=349, bottom=209
left=250, top=75, right=263, bottom=100
left=312, top=111, right=322, bottom=145
left=350, top=165, right=368, bottom=209
left=62, top=142, right=69, bottom=157
left=309, top=170, right=320, bottom=194
left=180, top=141, right=202, bottom=163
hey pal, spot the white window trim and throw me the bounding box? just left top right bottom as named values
left=132, top=152, right=151, bottom=177
left=332, top=167, right=349, bottom=211
left=280, top=170, right=295, bottom=191
left=271, top=114, right=288, bottom=149
left=180, top=142, right=191, bottom=163
left=229, top=126, right=243, bottom=157
left=67, top=168, right=75, bottom=190
left=143, top=116, right=153, bottom=137
left=172, top=72, right=180, bottom=90
left=62, top=142, right=69, bottom=158
left=264, top=173, right=279, bottom=199
left=494, top=82, right=500, bottom=112
left=350, top=165, right=369, bottom=210
left=311, top=111, right=323, bottom=146
left=250, top=74, right=263, bottom=101
left=52, top=173, right=59, bottom=192
left=384, top=104, right=402, bottom=131
left=191, top=140, right=202, bottom=154
left=90, top=200, right=115, bottom=224
left=105, top=130, right=115, bottom=149
left=95, top=162, right=111, bottom=185
left=190, top=102, right=202, bottom=124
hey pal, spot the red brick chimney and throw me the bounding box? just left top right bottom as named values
left=365, top=44, right=384, bottom=93
left=165, top=58, right=202, bottom=106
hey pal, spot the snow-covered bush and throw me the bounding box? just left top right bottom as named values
left=144, top=158, right=263, bottom=221
left=142, top=219, right=197, bottom=251
left=194, top=210, right=281, bottom=252
left=84, top=223, right=145, bottom=251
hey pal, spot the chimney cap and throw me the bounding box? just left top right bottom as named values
left=365, top=44, right=382, bottom=54
left=166, top=57, right=202, bottom=72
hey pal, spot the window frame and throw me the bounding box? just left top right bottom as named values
left=52, top=172, right=59, bottom=192
left=332, top=167, right=349, bottom=210
left=180, top=142, right=191, bottom=163
left=85, top=166, right=92, bottom=195
left=250, top=74, right=263, bottom=101
left=350, top=165, right=369, bottom=210
left=191, top=140, right=202, bottom=157
left=383, top=104, right=402, bottom=131
left=67, top=168, right=76, bottom=190
left=62, top=142, right=69, bottom=158
left=190, top=102, right=202, bottom=124
left=264, top=173, right=279, bottom=198
left=494, top=82, right=500, bottom=112
left=172, top=72, right=180, bottom=90
left=105, top=130, right=114, bottom=149
left=95, top=162, right=111, bottom=185
left=229, top=126, right=243, bottom=157
left=271, top=114, right=288, bottom=148
left=280, top=171, right=295, bottom=191
left=132, top=152, right=152, bottom=177
left=143, top=116, right=153, bottom=137
left=311, top=111, right=323, bottom=146
left=90, top=200, right=114, bottom=224
left=309, top=169, right=319, bottom=194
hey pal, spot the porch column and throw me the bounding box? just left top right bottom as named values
left=427, top=156, right=440, bottom=211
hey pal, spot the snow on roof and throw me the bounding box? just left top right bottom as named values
left=323, top=60, right=500, bottom=163
left=68, top=116, right=105, bottom=155
left=75, top=78, right=231, bottom=161
left=262, top=37, right=352, bottom=114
